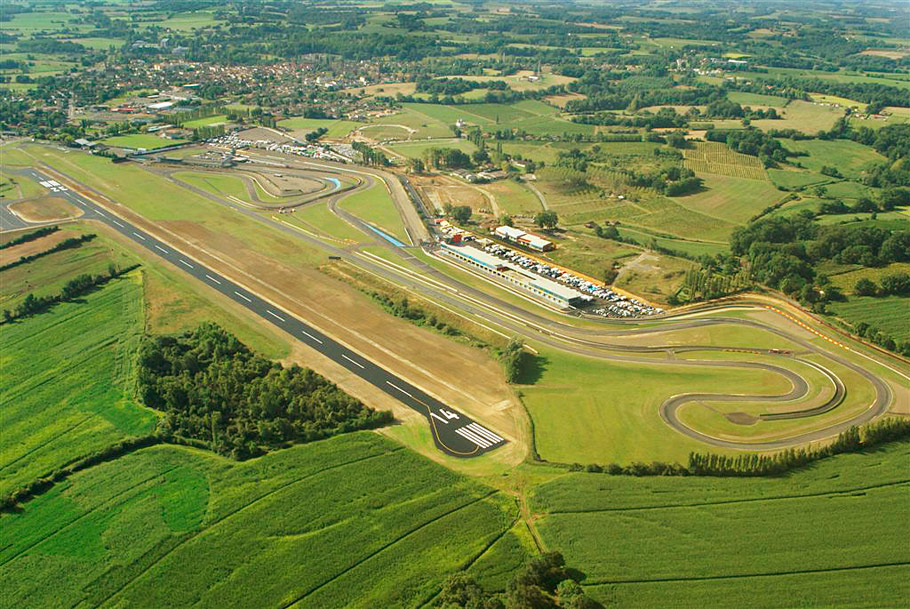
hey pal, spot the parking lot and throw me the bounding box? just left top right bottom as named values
left=479, top=241, right=663, bottom=318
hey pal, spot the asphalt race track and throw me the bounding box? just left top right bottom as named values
left=6, top=166, right=506, bottom=459
left=5, top=150, right=906, bottom=455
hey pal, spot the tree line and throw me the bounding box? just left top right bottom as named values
left=2, top=262, right=137, bottom=324
left=0, top=225, right=58, bottom=250
left=137, top=323, right=392, bottom=460
left=570, top=417, right=910, bottom=478
left=0, top=233, right=95, bottom=272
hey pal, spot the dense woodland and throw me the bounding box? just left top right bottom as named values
left=137, top=323, right=392, bottom=459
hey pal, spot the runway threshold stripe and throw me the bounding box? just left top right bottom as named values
left=234, top=291, right=252, bottom=303
left=267, top=310, right=286, bottom=322
left=341, top=353, right=365, bottom=369
left=300, top=330, right=323, bottom=344
left=455, top=427, right=491, bottom=448
left=467, top=423, right=502, bottom=444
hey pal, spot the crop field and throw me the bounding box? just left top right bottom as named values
left=671, top=173, right=786, bottom=225
left=101, top=134, right=187, bottom=150
left=0, top=433, right=517, bottom=609
left=0, top=275, right=157, bottom=497
left=400, top=101, right=594, bottom=138
left=781, top=139, right=886, bottom=178
left=530, top=443, right=910, bottom=609
left=827, top=296, right=910, bottom=342
left=683, top=141, right=768, bottom=180
left=440, top=71, right=577, bottom=92
left=277, top=117, right=364, bottom=139
left=338, top=182, right=409, bottom=242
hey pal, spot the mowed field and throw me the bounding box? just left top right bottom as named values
left=780, top=138, right=887, bottom=178
left=101, top=134, right=188, bottom=150
left=0, top=275, right=157, bottom=496
left=0, top=434, right=521, bottom=609
left=530, top=443, right=910, bottom=609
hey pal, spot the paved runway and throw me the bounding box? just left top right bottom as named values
left=6, top=167, right=506, bottom=459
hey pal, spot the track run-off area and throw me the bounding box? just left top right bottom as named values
left=4, top=143, right=908, bottom=458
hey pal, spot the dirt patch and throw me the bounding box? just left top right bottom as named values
left=411, top=175, right=489, bottom=214
left=725, top=412, right=759, bottom=425
left=0, top=230, right=71, bottom=260
left=9, top=197, right=82, bottom=222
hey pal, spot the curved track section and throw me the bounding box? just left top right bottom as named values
left=14, top=149, right=907, bottom=455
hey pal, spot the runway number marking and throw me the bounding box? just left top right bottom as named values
left=430, top=409, right=460, bottom=424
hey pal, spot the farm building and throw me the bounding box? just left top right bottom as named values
left=494, top=225, right=554, bottom=252
left=440, top=243, right=584, bottom=308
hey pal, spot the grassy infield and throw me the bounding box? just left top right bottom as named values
left=2, top=140, right=908, bottom=607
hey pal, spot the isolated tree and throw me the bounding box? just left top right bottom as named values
left=534, top=210, right=558, bottom=230
left=449, top=205, right=472, bottom=224
left=853, top=277, right=878, bottom=296
left=500, top=214, right=514, bottom=227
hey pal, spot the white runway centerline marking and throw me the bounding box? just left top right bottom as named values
left=205, top=274, right=221, bottom=285
left=301, top=330, right=323, bottom=344
left=112, top=220, right=124, bottom=227
left=341, top=354, right=365, bottom=369
left=234, top=291, right=252, bottom=302
left=132, top=232, right=146, bottom=240
left=179, top=259, right=193, bottom=268
left=386, top=381, right=415, bottom=399
left=155, top=245, right=168, bottom=253
left=267, top=310, right=285, bottom=322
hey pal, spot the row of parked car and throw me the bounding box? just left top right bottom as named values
left=480, top=243, right=664, bottom=318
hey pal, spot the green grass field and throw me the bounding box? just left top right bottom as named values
left=385, top=138, right=478, bottom=159
left=726, top=91, right=790, bottom=107
left=173, top=170, right=250, bottom=201
left=101, top=134, right=187, bottom=150
left=752, top=100, right=845, bottom=134
left=530, top=442, right=910, bottom=608
left=277, top=117, right=364, bottom=139
left=338, top=182, right=409, bottom=242
left=781, top=139, right=887, bottom=178
left=282, top=202, right=368, bottom=244
left=0, top=275, right=157, bottom=497
left=0, top=433, right=519, bottom=609
left=181, top=115, right=229, bottom=128
left=672, top=172, right=785, bottom=225
left=767, top=168, right=830, bottom=190
left=518, top=346, right=806, bottom=465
